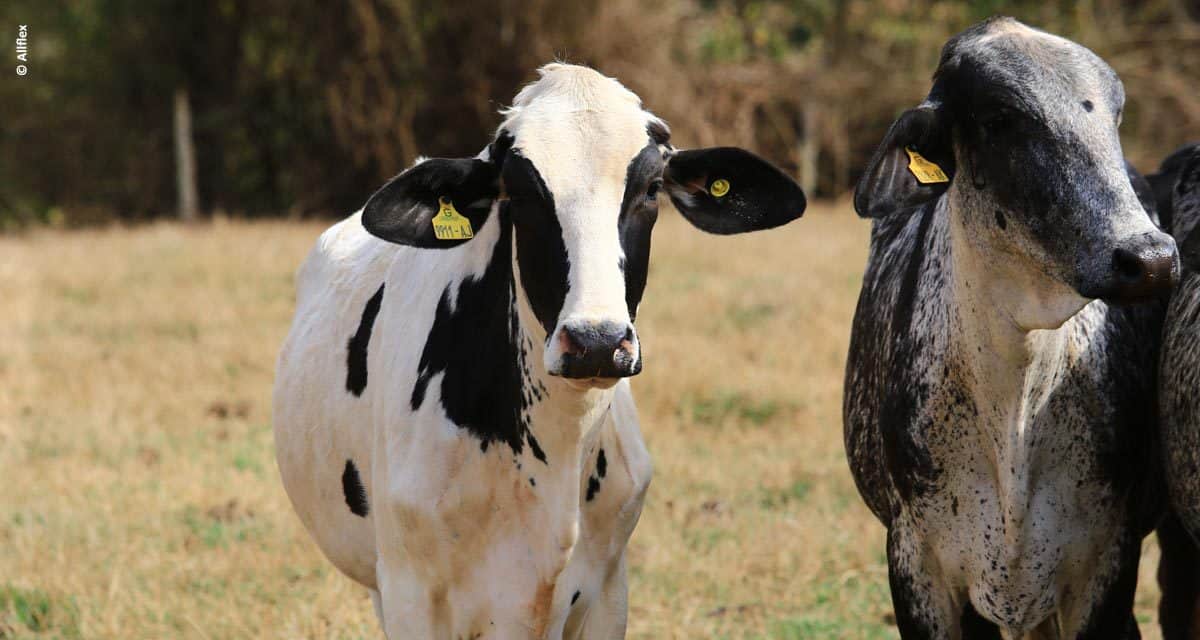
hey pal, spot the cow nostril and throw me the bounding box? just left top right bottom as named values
left=1112, top=248, right=1145, bottom=283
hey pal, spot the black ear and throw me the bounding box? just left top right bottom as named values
left=854, top=105, right=954, bottom=219
left=362, top=158, right=500, bottom=248
left=663, top=147, right=806, bottom=235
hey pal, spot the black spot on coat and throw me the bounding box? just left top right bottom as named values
left=346, top=284, right=385, bottom=396
left=342, top=459, right=369, bottom=517
left=408, top=207, right=547, bottom=459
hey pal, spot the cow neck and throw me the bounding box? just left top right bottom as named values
left=508, top=229, right=618, bottom=470
left=943, top=193, right=1080, bottom=533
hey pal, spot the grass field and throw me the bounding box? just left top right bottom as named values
left=0, top=203, right=1167, bottom=638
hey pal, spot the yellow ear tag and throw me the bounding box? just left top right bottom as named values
left=709, top=178, right=731, bottom=197
left=905, top=147, right=949, bottom=184
left=432, top=196, right=474, bottom=241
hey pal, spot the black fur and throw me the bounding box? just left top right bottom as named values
left=409, top=206, right=545, bottom=458
left=664, top=147, right=806, bottom=234
left=1147, top=143, right=1200, bottom=230
left=363, top=159, right=500, bottom=249
left=506, top=151, right=570, bottom=337
left=346, top=283, right=385, bottom=396
left=342, top=459, right=370, bottom=517
left=618, top=142, right=665, bottom=320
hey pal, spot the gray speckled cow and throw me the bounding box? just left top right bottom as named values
left=1155, top=145, right=1200, bottom=640
left=843, top=17, right=1177, bottom=638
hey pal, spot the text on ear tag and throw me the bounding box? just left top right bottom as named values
left=905, top=147, right=949, bottom=184
left=709, top=179, right=731, bottom=197
left=432, top=196, right=474, bottom=240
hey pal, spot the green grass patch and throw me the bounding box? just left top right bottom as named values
left=685, top=390, right=785, bottom=427
left=758, top=480, right=812, bottom=510
left=0, top=584, right=80, bottom=637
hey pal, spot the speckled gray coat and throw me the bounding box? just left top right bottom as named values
left=843, top=17, right=1172, bottom=639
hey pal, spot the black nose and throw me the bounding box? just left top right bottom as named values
left=1108, top=232, right=1179, bottom=302
left=556, top=320, right=640, bottom=379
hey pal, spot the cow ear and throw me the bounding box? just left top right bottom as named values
left=362, top=158, right=500, bottom=248
left=663, top=147, right=806, bottom=234
left=854, top=105, right=954, bottom=219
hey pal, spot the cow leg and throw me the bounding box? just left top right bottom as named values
left=376, top=564, right=445, bottom=639
left=1068, top=535, right=1142, bottom=640
left=568, top=554, right=630, bottom=640
left=887, top=526, right=962, bottom=639
left=370, top=589, right=384, bottom=627
left=1158, top=512, right=1200, bottom=640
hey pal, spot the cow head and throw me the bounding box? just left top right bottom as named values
left=1173, top=149, right=1200, bottom=271
left=856, top=17, right=1178, bottom=326
left=362, top=64, right=806, bottom=384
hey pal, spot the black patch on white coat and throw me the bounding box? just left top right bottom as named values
left=342, top=459, right=369, bottom=517
left=506, top=151, right=569, bottom=337
left=571, top=590, right=581, bottom=605
left=585, top=448, right=608, bottom=502
left=585, top=475, right=601, bottom=502
left=346, top=283, right=385, bottom=396
left=409, top=207, right=542, bottom=458
left=619, top=141, right=665, bottom=320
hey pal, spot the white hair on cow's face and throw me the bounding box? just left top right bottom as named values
left=495, top=63, right=666, bottom=377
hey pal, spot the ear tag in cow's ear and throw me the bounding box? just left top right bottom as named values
left=905, top=147, right=949, bottom=185
left=432, top=196, right=473, bottom=240
left=709, top=179, right=731, bottom=197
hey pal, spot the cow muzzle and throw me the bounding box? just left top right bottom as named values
left=1102, top=230, right=1179, bottom=303
left=547, top=319, right=640, bottom=381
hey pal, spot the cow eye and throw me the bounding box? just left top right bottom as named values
left=646, top=179, right=662, bottom=200
left=981, top=109, right=1015, bottom=134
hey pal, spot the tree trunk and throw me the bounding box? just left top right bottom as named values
left=173, top=86, right=199, bottom=222
left=798, top=103, right=819, bottom=197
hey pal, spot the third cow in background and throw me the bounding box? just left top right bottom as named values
left=1155, top=144, right=1200, bottom=640
left=843, top=17, right=1177, bottom=638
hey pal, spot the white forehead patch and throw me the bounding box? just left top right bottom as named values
left=498, top=64, right=661, bottom=207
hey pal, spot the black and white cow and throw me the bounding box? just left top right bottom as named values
left=843, top=18, right=1177, bottom=637
left=1154, top=145, right=1200, bottom=640
left=273, top=63, right=805, bottom=639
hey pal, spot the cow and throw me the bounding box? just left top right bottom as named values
left=1155, top=146, right=1200, bottom=640
left=842, top=17, right=1178, bottom=637
left=1146, top=143, right=1200, bottom=231
left=272, top=63, right=806, bottom=639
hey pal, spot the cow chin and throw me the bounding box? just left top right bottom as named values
left=563, top=377, right=623, bottom=391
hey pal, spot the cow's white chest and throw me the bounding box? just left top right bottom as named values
left=375, top=381, right=651, bottom=639
left=911, top=332, right=1123, bottom=633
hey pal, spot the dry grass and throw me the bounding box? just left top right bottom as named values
left=0, top=204, right=1166, bottom=639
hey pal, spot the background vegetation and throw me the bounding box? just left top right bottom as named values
left=2, top=0, right=1198, bottom=227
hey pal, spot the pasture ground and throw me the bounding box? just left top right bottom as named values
left=0, top=203, right=1166, bottom=638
